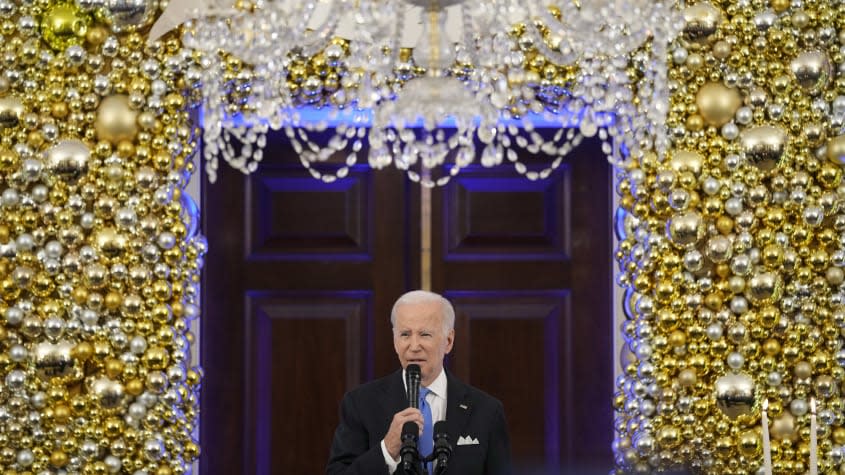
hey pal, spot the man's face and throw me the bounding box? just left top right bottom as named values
left=393, top=300, right=455, bottom=387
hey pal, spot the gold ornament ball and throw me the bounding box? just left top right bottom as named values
left=50, top=450, right=68, bottom=468
left=41, top=3, right=90, bottom=51
left=790, top=50, right=832, bottom=95
left=144, top=346, right=170, bottom=370
left=667, top=211, right=705, bottom=248
left=826, top=135, right=845, bottom=166
left=0, top=96, right=25, bottom=129
left=657, top=426, right=681, bottom=449
left=827, top=267, right=845, bottom=285
left=771, top=412, right=797, bottom=440
left=95, top=95, right=139, bottom=144
left=0, top=147, right=18, bottom=172
left=770, top=0, right=790, bottom=11
left=737, top=429, right=760, bottom=457
left=33, top=341, right=76, bottom=380
left=746, top=272, right=782, bottom=304
left=670, top=150, right=704, bottom=177
left=740, top=125, right=788, bottom=171
left=712, top=40, right=731, bottom=59
left=696, top=82, right=741, bottom=127
left=678, top=368, right=697, bottom=387
left=126, top=378, right=144, bottom=396
left=833, top=427, right=845, bottom=445
left=682, top=2, right=721, bottom=43
left=705, top=235, right=733, bottom=263
left=105, top=358, right=124, bottom=378
left=794, top=361, right=812, bottom=379
left=714, top=372, right=755, bottom=419
left=44, top=139, right=90, bottom=181
left=803, top=123, right=826, bottom=147
left=94, top=227, right=127, bottom=258
left=84, top=263, right=109, bottom=289
left=90, top=377, right=125, bottom=409
left=71, top=342, right=93, bottom=361
left=815, top=375, right=836, bottom=399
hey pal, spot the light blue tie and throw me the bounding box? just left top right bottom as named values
left=419, top=387, right=433, bottom=474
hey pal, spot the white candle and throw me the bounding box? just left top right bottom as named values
left=761, top=399, right=772, bottom=475
left=810, top=398, right=818, bottom=475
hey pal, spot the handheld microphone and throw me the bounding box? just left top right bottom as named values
left=432, top=421, right=452, bottom=474
left=400, top=421, right=422, bottom=474
left=406, top=364, right=421, bottom=409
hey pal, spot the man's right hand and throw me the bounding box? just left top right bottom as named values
left=382, top=407, right=424, bottom=460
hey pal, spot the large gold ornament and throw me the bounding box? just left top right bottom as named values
left=670, top=150, right=704, bottom=176
left=94, top=227, right=128, bottom=257
left=0, top=96, right=25, bottom=129
left=94, top=94, right=139, bottom=144
left=746, top=272, right=782, bottom=304
left=90, top=377, right=125, bottom=409
left=41, top=3, right=90, bottom=50
left=770, top=412, right=797, bottom=441
left=33, top=341, right=77, bottom=380
left=740, top=125, right=787, bottom=171
left=714, top=372, right=756, bottom=419
left=44, top=139, right=90, bottom=180
left=667, top=211, right=704, bottom=248
left=790, top=51, right=832, bottom=95
left=696, top=82, right=741, bottom=127
left=827, top=135, right=845, bottom=166
left=682, top=2, right=721, bottom=44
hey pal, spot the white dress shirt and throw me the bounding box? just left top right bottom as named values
left=381, top=368, right=448, bottom=473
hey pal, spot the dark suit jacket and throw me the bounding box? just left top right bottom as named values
left=326, top=369, right=512, bottom=475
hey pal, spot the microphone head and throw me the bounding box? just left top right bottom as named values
left=433, top=421, right=448, bottom=436
left=406, top=364, right=421, bottom=381
left=405, top=364, right=422, bottom=409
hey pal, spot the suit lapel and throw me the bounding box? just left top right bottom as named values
left=383, top=369, right=408, bottom=422
left=444, top=371, right=472, bottom=445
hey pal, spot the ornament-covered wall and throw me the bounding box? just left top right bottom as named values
left=614, top=1, right=845, bottom=474
left=0, top=1, right=204, bottom=473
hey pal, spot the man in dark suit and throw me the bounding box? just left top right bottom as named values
left=326, top=290, right=511, bottom=475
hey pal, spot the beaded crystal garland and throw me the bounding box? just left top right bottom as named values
left=613, top=1, right=845, bottom=474
left=182, top=0, right=681, bottom=186
left=0, top=0, right=204, bottom=473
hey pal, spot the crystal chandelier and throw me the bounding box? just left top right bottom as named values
left=153, top=0, right=683, bottom=184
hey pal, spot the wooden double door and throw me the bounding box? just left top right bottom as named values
left=200, top=134, right=612, bottom=474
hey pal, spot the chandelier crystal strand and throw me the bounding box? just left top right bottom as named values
left=524, top=0, right=682, bottom=168
left=272, top=0, right=407, bottom=183
left=184, top=0, right=345, bottom=181
left=457, top=4, right=586, bottom=181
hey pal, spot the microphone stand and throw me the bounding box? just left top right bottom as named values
left=429, top=421, right=452, bottom=475
left=397, top=421, right=423, bottom=475
left=396, top=423, right=452, bottom=475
